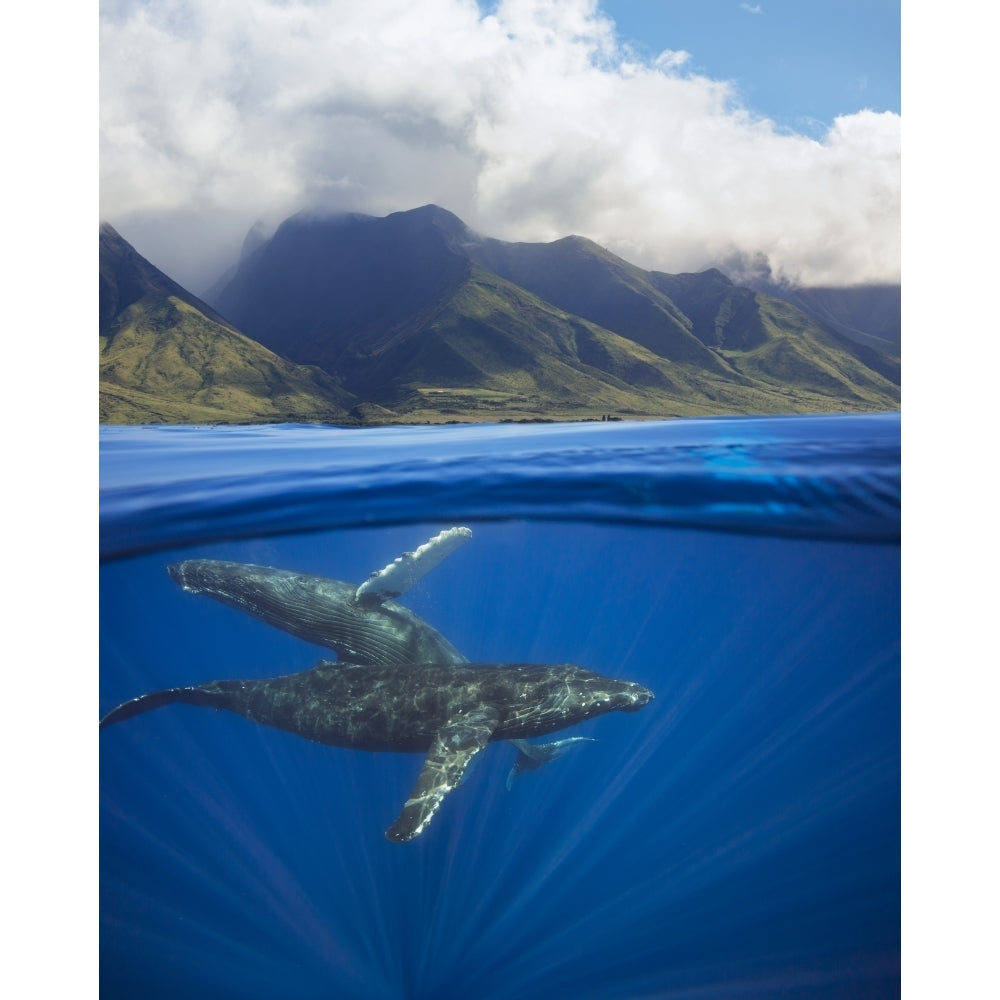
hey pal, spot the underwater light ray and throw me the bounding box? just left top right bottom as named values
left=403, top=756, right=595, bottom=986
left=148, top=673, right=462, bottom=990
left=209, top=821, right=364, bottom=978
left=465, top=747, right=693, bottom=984
left=524, top=711, right=898, bottom=991
left=438, top=658, right=682, bottom=972
left=413, top=801, right=505, bottom=979
left=305, top=753, right=424, bottom=994
left=103, top=711, right=402, bottom=993
left=578, top=741, right=895, bottom=937
left=410, top=535, right=684, bottom=964
left=699, top=639, right=899, bottom=810
left=101, top=862, right=362, bottom=999
left=101, top=882, right=334, bottom=994
left=492, top=771, right=896, bottom=1000
left=249, top=732, right=384, bottom=949
left=629, top=565, right=895, bottom=816
left=474, top=633, right=742, bottom=917
left=417, top=773, right=563, bottom=977
left=754, top=646, right=897, bottom=770
left=622, top=718, right=895, bottom=907
left=391, top=747, right=562, bottom=991
left=450, top=731, right=665, bottom=987
left=471, top=600, right=899, bottom=992
left=121, top=767, right=366, bottom=983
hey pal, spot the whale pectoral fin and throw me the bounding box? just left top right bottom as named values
left=386, top=710, right=497, bottom=843
left=505, top=737, right=598, bottom=790
left=355, top=526, right=472, bottom=606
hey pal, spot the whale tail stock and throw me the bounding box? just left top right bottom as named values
left=99, top=685, right=230, bottom=730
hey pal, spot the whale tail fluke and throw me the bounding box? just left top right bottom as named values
left=100, top=686, right=226, bottom=730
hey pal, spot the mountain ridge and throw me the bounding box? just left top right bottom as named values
left=99, top=224, right=355, bottom=424
left=101, top=207, right=900, bottom=424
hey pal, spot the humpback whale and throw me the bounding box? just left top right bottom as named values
left=100, top=660, right=654, bottom=842
left=505, top=737, right=597, bottom=790
left=167, top=526, right=472, bottom=665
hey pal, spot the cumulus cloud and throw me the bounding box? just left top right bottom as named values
left=100, top=0, right=900, bottom=290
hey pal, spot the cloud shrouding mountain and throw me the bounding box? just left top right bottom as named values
left=100, top=0, right=900, bottom=292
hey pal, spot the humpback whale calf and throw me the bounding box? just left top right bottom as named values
left=167, top=527, right=473, bottom=665
left=100, top=660, right=654, bottom=842
left=505, top=737, right=597, bottom=790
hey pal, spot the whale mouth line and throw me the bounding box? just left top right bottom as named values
left=620, top=688, right=654, bottom=712
left=167, top=563, right=194, bottom=590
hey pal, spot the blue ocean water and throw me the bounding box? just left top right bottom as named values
left=100, top=414, right=900, bottom=999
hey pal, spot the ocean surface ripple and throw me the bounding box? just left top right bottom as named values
left=100, top=412, right=900, bottom=560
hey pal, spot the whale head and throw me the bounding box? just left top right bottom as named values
left=508, top=664, right=653, bottom=733
left=581, top=672, right=654, bottom=715
left=612, top=679, right=655, bottom=713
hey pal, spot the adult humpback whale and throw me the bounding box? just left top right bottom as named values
left=100, top=660, right=654, bottom=841
left=167, top=526, right=472, bottom=665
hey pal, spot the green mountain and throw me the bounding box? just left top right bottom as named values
left=748, top=280, right=900, bottom=355
left=649, top=268, right=902, bottom=397
left=209, top=206, right=899, bottom=421
left=100, top=223, right=354, bottom=424
left=467, top=233, right=720, bottom=367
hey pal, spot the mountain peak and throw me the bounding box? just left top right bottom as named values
left=393, top=203, right=463, bottom=225
left=385, top=204, right=480, bottom=247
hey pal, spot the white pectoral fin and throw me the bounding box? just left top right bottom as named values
left=355, top=526, right=472, bottom=605
left=386, top=710, right=497, bottom=843
left=506, top=737, right=598, bottom=790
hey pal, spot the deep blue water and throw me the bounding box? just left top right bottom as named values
left=100, top=414, right=900, bottom=999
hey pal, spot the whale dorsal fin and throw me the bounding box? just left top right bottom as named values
left=355, top=526, right=472, bottom=606
left=505, top=736, right=598, bottom=790
left=386, top=708, right=498, bottom=842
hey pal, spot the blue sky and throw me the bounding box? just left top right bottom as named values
left=100, top=0, right=901, bottom=290
left=599, top=1, right=899, bottom=136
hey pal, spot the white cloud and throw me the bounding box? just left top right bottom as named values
left=100, top=0, right=900, bottom=290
